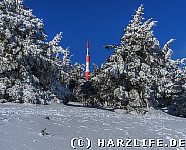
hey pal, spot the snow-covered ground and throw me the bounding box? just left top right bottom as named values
left=0, top=102, right=186, bottom=150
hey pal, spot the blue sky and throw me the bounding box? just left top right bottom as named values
left=25, top=0, right=186, bottom=69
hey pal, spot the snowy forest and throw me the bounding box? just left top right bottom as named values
left=0, top=0, right=186, bottom=117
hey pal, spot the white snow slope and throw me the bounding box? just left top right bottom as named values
left=0, top=102, right=186, bottom=150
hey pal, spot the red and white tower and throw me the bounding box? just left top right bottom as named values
left=85, top=40, right=90, bottom=80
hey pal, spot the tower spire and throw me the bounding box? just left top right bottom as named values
left=85, top=40, right=90, bottom=80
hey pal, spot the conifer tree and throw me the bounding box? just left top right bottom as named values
left=91, top=5, right=186, bottom=114
left=0, top=0, right=79, bottom=104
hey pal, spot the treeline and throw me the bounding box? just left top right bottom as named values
left=0, top=1, right=186, bottom=117
left=71, top=5, right=186, bottom=117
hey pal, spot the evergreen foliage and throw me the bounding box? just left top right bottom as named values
left=0, top=1, right=186, bottom=117
left=0, top=0, right=83, bottom=104
left=76, top=5, right=186, bottom=116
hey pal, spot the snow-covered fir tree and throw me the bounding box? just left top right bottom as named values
left=0, top=0, right=83, bottom=104
left=89, top=5, right=186, bottom=115
left=1, top=1, right=186, bottom=117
